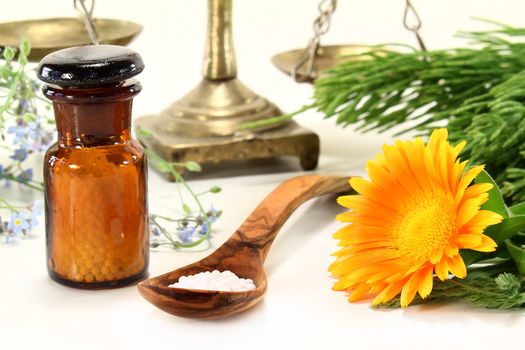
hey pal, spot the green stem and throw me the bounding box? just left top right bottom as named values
left=0, top=61, right=26, bottom=124
left=0, top=172, right=44, bottom=191
left=144, top=149, right=214, bottom=248
left=150, top=213, right=200, bottom=223
left=170, top=169, right=213, bottom=247
left=150, top=215, right=180, bottom=247
left=447, top=278, right=506, bottom=297
left=0, top=198, right=19, bottom=213
left=239, top=103, right=315, bottom=130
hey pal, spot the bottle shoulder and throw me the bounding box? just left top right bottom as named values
left=45, top=140, right=146, bottom=170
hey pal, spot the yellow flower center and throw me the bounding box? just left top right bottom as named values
left=15, top=219, right=21, bottom=226
left=393, top=192, right=457, bottom=266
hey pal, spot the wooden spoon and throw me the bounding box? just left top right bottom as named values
left=138, top=175, right=352, bottom=319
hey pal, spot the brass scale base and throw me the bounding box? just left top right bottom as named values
left=135, top=0, right=319, bottom=179
left=136, top=78, right=319, bottom=179
left=136, top=118, right=319, bottom=178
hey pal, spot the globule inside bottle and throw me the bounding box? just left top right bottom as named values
left=44, top=81, right=148, bottom=288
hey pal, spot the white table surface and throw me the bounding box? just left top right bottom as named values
left=1, top=1, right=524, bottom=349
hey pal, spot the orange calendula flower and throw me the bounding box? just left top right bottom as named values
left=329, top=129, right=503, bottom=307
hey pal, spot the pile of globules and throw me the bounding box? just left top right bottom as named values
left=169, top=270, right=256, bottom=292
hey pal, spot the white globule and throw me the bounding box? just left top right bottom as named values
left=168, top=270, right=256, bottom=292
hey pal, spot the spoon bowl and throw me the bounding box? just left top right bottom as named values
left=138, top=175, right=352, bottom=318
left=138, top=244, right=267, bottom=319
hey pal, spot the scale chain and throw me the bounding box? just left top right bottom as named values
left=403, top=0, right=427, bottom=51
left=74, top=0, right=100, bottom=45
left=292, top=0, right=337, bottom=82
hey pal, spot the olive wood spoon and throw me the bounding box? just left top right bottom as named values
left=138, top=175, right=352, bottom=319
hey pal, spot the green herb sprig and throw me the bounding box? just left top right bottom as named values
left=375, top=270, right=525, bottom=310
left=308, top=21, right=525, bottom=134
left=138, top=128, right=222, bottom=249
left=0, top=40, right=51, bottom=242
left=246, top=20, right=525, bottom=205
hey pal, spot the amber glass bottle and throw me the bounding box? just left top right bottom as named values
left=38, top=45, right=148, bottom=288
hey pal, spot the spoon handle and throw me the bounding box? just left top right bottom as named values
left=232, top=175, right=352, bottom=262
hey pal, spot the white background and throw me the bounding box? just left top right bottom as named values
left=1, top=1, right=524, bottom=349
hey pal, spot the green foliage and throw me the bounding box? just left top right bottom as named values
left=209, top=186, right=221, bottom=194
left=3, top=47, right=15, bottom=61
left=375, top=270, right=525, bottom=310
left=0, top=39, right=52, bottom=188
left=447, top=69, right=525, bottom=204
left=19, top=40, right=30, bottom=57
left=254, top=20, right=525, bottom=205
left=136, top=127, right=153, bottom=138
left=312, top=24, right=525, bottom=135
left=476, top=170, right=509, bottom=218
left=182, top=203, right=192, bottom=214
left=184, top=161, right=202, bottom=172
left=510, top=202, right=525, bottom=215
left=506, top=235, right=525, bottom=275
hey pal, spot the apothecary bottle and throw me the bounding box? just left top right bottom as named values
left=38, top=45, right=149, bottom=288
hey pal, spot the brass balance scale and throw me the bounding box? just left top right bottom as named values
left=136, top=0, right=426, bottom=178
left=0, top=0, right=426, bottom=177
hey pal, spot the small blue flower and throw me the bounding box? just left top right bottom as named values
left=206, top=206, right=222, bottom=224
left=7, top=212, right=30, bottom=236
left=29, top=214, right=39, bottom=227
left=27, top=121, right=39, bottom=139
left=7, top=123, right=27, bottom=144
left=17, top=169, right=33, bottom=182
left=177, top=225, right=196, bottom=243
left=29, top=200, right=43, bottom=226
left=31, top=200, right=43, bottom=214
left=198, top=222, right=209, bottom=235
left=151, top=225, right=162, bottom=237
left=26, top=120, right=53, bottom=152
left=10, top=148, right=28, bottom=162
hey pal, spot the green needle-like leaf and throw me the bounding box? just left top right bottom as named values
left=248, top=21, right=525, bottom=207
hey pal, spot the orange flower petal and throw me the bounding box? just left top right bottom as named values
left=456, top=233, right=483, bottom=248
left=417, top=266, right=434, bottom=299
left=348, top=283, right=372, bottom=302
left=476, top=234, right=497, bottom=252
left=435, top=258, right=449, bottom=281
left=400, top=272, right=422, bottom=307
left=457, top=196, right=490, bottom=227
left=372, top=278, right=409, bottom=306
left=448, top=255, right=467, bottom=279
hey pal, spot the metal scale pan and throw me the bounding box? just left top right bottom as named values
left=272, top=0, right=426, bottom=83
left=0, top=0, right=141, bottom=62
left=0, top=17, right=142, bottom=61
left=271, top=44, right=370, bottom=83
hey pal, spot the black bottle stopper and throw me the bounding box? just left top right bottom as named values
left=37, top=45, right=145, bottom=87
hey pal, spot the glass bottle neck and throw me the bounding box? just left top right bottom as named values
left=44, top=81, right=141, bottom=148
